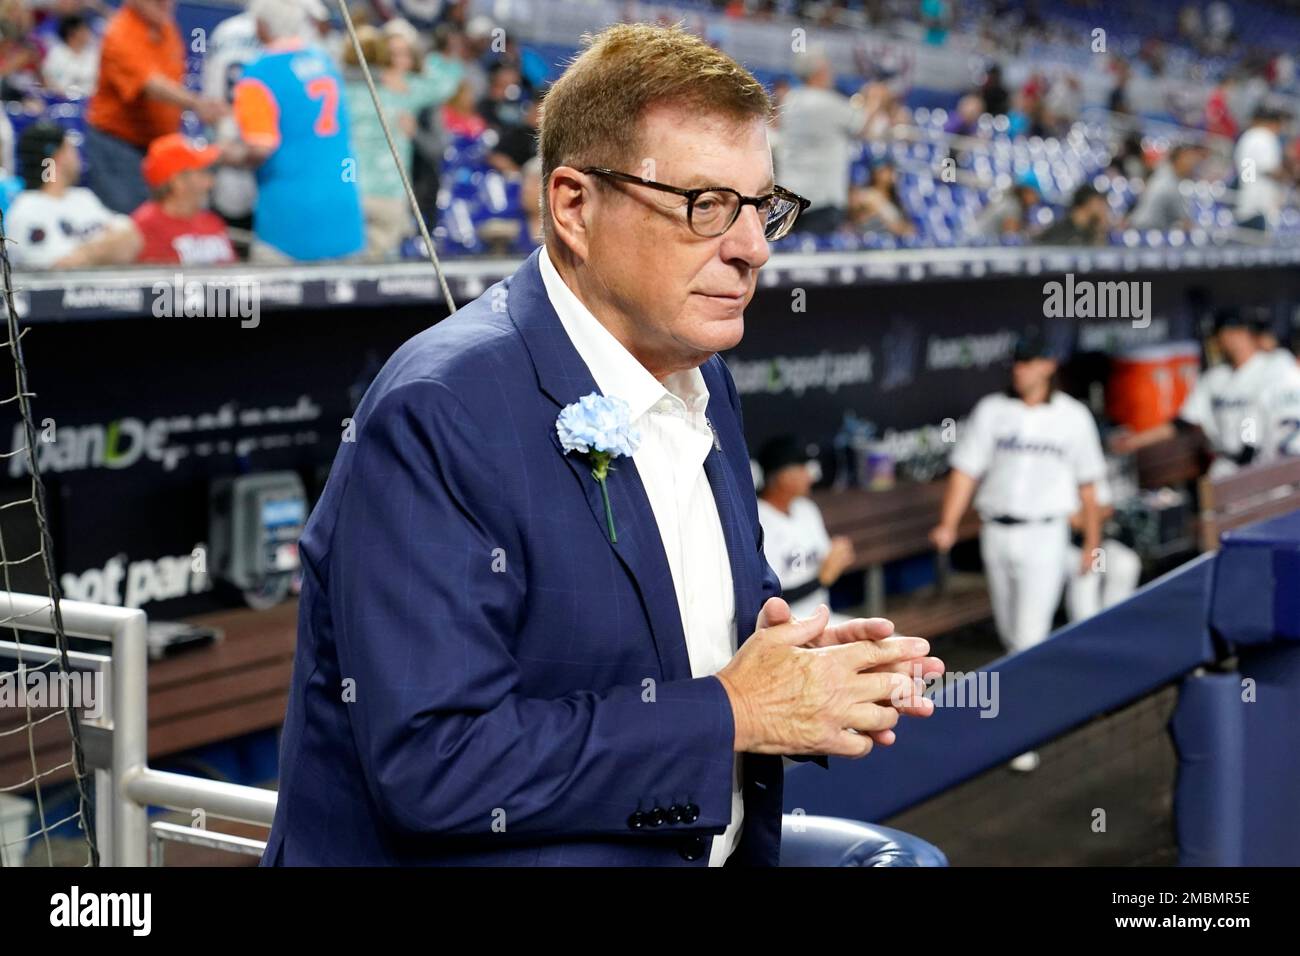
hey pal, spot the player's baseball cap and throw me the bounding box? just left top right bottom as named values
left=141, top=134, right=221, bottom=189
left=1238, top=304, right=1275, bottom=333
left=1012, top=329, right=1053, bottom=362
left=756, top=435, right=817, bottom=479
left=1210, top=306, right=1252, bottom=332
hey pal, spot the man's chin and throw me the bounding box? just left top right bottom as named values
left=686, top=312, right=746, bottom=354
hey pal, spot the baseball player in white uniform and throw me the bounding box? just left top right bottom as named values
left=1063, top=475, right=1142, bottom=621
left=930, top=331, right=1105, bottom=655
left=755, top=436, right=856, bottom=624
left=1114, top=306, right=1300, bottom=476
left=930, top=331, right=1105, bottom=772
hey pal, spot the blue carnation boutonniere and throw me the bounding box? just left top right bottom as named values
left=556, top=393, right=641, bottom=543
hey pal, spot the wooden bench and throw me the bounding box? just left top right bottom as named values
left=0, top=601, right=296, bottom=793
left=1199, top=457, right=1300, bottom=551
left=812, top=480, right=985, bottom=638
left=1134, top=429, right=1205, bottom=490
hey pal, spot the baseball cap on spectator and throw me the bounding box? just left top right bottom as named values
left=466, top=16, right=496, bottom=42
left=383, top=17, right=424, bottom=54
left=16, top=122, right=68, bottom=190
left=141, top=134, right=221, bottom=189
left=1014, top=170, right=1041, bottom=202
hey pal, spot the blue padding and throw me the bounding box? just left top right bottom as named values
left=1170, top=671, right=1246, bottom=865
left=784, top=553, right=1217, bottom=822
left=1239, top=643, right=1300, bottom=864
left=1173, top=645, right=1300, bottom=866
left=1211, top=509, right=1300, bottom=646
left=780, top=815, right=947, bottom=867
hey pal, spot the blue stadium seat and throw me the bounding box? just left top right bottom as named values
left=780, top=815, right=949, bottom=867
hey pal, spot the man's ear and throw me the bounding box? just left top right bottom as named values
left=548, top=165, right=592, bottom=261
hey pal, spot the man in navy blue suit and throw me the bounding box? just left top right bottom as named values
left=263, top=22, right=944, bottom=866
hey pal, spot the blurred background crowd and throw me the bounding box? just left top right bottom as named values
left=0, top=0, right=1299, bottom=268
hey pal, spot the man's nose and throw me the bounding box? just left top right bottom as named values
left=720, top=202, right=770, bottom=270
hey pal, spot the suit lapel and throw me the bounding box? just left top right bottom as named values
left=701, top=419, right=755, bottom=654
left=510, top=249, right=693, bottom=681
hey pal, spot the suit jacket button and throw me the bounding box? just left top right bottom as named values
left=627, top=811, right=645, bottom=830
left=666, top=804, right=683, bottom=824
left=681, top=803, right=700, bottom=824
left=679, top=836, right=707, bottom=862
left=646, top=807, right=666, bottom=827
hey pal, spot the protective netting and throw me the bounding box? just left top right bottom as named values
left=0, top=208, right=98, bottom=867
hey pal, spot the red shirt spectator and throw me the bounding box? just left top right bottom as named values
left=132, top=202, right=236, bottom=265
left=1205, top=84, right=1238, bottom=140
left=132, top=133, right=236, bottom=265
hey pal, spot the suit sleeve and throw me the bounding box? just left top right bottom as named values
left=330, top=379, right=737, bottom=841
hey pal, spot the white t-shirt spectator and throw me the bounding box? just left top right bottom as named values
left=757, top=496, right=832, bottom=619
left=201, top=11, right=261, bottom=219
left=1235, top=125, right=1283, bottom=225
left=5, top=187, right=129, bottom=268
left=773, top=85, right=865, bottom=213
left=41, top=39, right=100, bottom=97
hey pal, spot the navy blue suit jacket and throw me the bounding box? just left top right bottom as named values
left=263, top=247, right=804, bottom=866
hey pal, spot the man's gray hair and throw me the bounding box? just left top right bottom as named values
left=249, top=0, right=310, bottom=41
left=793, top=49, right=830, bottom=81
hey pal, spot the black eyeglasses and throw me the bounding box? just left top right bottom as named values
left=581, top=167, right=811, bottom=241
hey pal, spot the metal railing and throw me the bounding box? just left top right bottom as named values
left=1, top=591, right=276, bottom=865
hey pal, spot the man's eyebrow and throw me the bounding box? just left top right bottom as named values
left=682, top=175, right=777, bottom=194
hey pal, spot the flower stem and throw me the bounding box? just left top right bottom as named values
left=597, top=475, right=617, bottom=543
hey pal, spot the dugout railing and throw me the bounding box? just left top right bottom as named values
left=0, top=591, right=275, bottom=866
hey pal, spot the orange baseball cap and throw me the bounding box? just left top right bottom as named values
left=141, top=134, right=221, bottom=188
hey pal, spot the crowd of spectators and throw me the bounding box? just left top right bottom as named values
left=0, top=0, right=542, bottom=268
left=0, top=0, right=1298, bottom=268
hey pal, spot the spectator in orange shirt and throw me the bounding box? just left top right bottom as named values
left=84, top=0, right=226, bottom=213
left=132, top=133, right=237, bottom=266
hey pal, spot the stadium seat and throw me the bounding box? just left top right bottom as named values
left=779, top=815, right=949, bottom=867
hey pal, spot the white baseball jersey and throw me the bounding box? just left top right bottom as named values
left=951, top=391, right=1107, bottom=519
left=1262, top=347, right=1299, bottom=377
left=1178, top=351, right=1300, bottom=477
left=757, top=496, right=832, bottom=619
left=202, top=12, right=262, bottom=219
left=5, top=188, right=130, bottom=269
left=1262, top=359, right=1300, bottom=463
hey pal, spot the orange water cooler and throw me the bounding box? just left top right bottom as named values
left=1106, top=343, right=1202, bottom=431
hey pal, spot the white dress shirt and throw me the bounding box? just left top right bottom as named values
left=539, top=245, right=742, bottom=866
